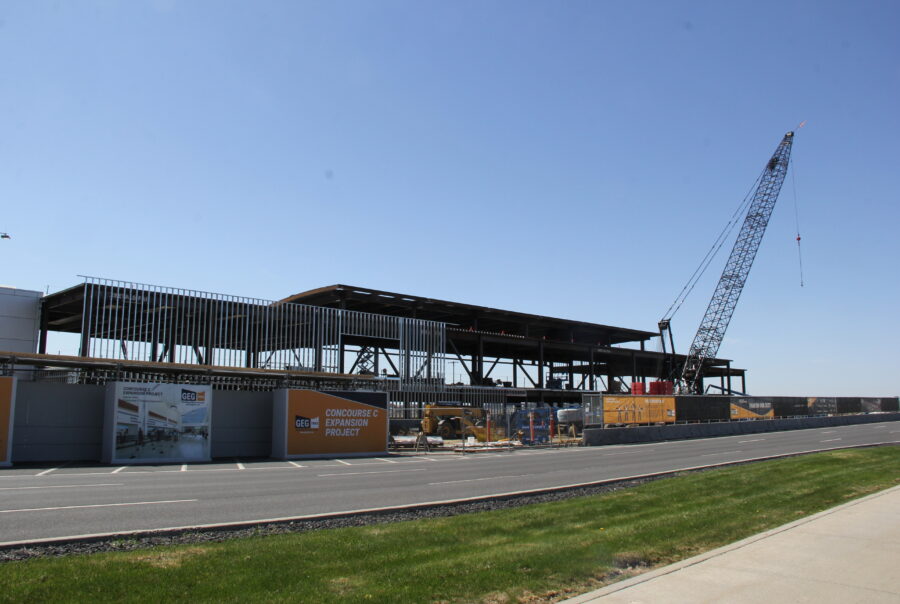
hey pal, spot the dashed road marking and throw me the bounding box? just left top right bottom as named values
left=318, top=469, right=425, bottom=477
left=429, top=474, right=531, bottom=486
left=236, top=461, right=246, bottom=470
left=375, top=458, right=397, bottom=464
left=181, top=465, right=187, bottom=472
left=702, top=450, right=742, bottom=457
left=738, top=439, right=765, bottom=443
left=111, top=467, right=127, bottom=474
left=35, top=467, right=60, bottom=477
left=288, top=461, right=304, bottom=468
left=334, top=459, right=352, bottom=466
left=0, top=483, right=122, bottom=492
left=0, top=499, right=198, bottom=514
left=821, top=438, right=842, bottom=442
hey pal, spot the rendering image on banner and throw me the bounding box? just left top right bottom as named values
left=112, top=382, right=211, bottom=463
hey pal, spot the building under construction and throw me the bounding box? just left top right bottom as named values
left=7, top=276, right=747, bottom=405
left=13, top=130, right=863, bottom=462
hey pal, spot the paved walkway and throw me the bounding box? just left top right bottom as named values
left=566, top=484, right=900, bottom=603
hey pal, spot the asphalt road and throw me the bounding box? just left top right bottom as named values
left=1, top=421, right=898, bottom=545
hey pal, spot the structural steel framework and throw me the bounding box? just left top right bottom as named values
left=34, top=279, right=747, bottom=399
left=75, top=277, right=446, bottom=385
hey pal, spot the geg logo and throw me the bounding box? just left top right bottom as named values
left=181, top=389, right=198, bottom=402
left=295, top=415, right=320, bottom=430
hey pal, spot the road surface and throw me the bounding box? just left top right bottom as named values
left=1, top=421, right=897, bottom=545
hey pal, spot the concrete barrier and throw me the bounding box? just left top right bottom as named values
left=583, top=413, right=900, bottom=447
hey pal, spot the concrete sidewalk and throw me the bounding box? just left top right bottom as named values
left=566, top=484, right=900, bottom=603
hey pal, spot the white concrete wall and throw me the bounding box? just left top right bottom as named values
left=0, top=287, right=41, bottom=354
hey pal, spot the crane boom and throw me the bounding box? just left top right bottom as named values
left=681, top=131, right=795, bottom=393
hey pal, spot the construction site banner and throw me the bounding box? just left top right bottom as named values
left=102, top=382, right=212, bottom=464
left=272, top=390, right=388, bottom=459
left=0, top=377, right=15, bottom=467
left=601, top=395, right=676, bottom=426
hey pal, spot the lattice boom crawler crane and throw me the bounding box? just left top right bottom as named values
left=665, top=131, right=795, bottom=394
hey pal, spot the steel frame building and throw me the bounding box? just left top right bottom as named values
left=279, top=284, right=747, bottom=399
left=15, top=278, right=747, bottom=402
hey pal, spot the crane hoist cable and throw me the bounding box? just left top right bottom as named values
left=661, top=171, right=763, bottom=323
left=791, top=157, right=805, bottom=287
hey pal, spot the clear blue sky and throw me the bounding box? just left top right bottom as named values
left=1, top=1, right=897, bottom=396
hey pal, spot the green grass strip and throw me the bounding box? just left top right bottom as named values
left=2, top=446, right=899, bottom=603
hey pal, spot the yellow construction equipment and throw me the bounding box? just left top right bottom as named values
left=420, top=404, right=503, bottom=441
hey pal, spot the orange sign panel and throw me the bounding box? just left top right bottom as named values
left=285, top=390, right=387, bottom=456
left=0, top=377, right=14, bottom=465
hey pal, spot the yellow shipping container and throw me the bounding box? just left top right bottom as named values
left=602, top=395, right=676, bottom=426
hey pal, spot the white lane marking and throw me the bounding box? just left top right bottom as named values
left=111, top=466, right=127, bottom=474
left=0, top=499, right=198, bottom=514
left=822, top=431, right=836, bottom=434
left=3, top=441, right=896, bottom=547
left=3, top=423, right=895, bottom=479
left=34, top=462, right=71, bottom=477
left=873, top=425, right=887, bottom=429
left=738, top=439, right=765, bottom=443
left=12, top=464, right=352, bottom=477
left=821, top=438, right=842, bottom=442
left=0, top=483, right=122, bottom=492
left=236, top=461, right=246, bottom=470
left=334, top=459, right=352, bottom=466
left=429, top=474, right=531, bottom=486
left=180, top=465, right=187, bottom=472
left=375, top=458, right=397, bottom=464
left=318, top=469, right=425, bottom=477
left=702, top=450, right=742, bottom=457
left=288, top=461, right=305, bottom=468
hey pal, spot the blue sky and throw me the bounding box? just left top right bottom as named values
left=1, top=1, right=897, bottom=396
